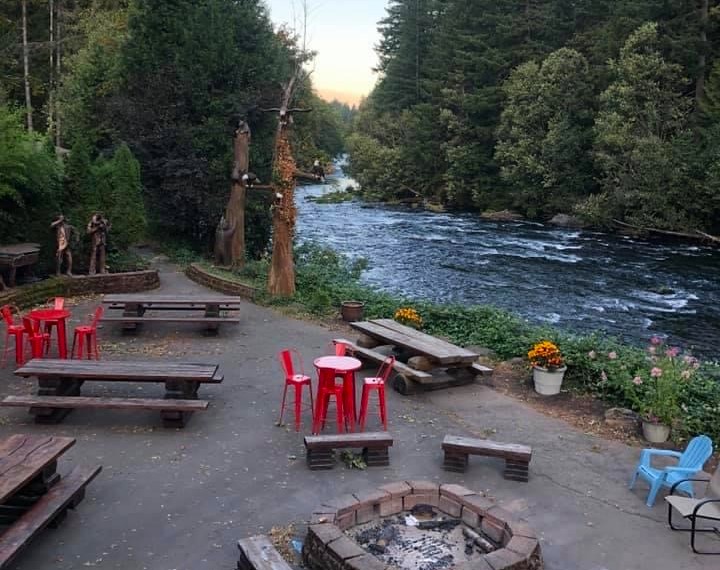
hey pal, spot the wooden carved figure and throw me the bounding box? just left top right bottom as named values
left=213, top=215, right=236, bottom=267
left=51, top=214, right=74, bottom=276
left=87, top=212, right=110, bottom=275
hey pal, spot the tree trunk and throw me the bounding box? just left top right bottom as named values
left=267, top=128, right=297, bottom=296
left=268, top=206, right=296, bottom=296
left=55, top=0, right=62, bottom=147
left=49, top=0, right=54, bottom=137
left=224, top=181, right=246, bottom=265
left=695, top=0, right=709, bottom=109
left=22, top=0, right=33, bottom=132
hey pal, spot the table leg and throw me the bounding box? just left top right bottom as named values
left=162, top=380, right=199, bottom=427
left=312, top=369, right=329, bottom=434
left=122, top=302, right=143, bottom=333
left=32, top=376, right=82, bottom=423
left=204, top=303, right=220, bottom=336
left=343, top=371, right=356, bottom=433
left=57, top=318, right=68, bottom=359
left=8, top=266, right=17, bottom=287
left=14, top=331, right=24, bottom=365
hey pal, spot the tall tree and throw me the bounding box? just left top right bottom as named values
left=21, top=0, right=32, bottom=131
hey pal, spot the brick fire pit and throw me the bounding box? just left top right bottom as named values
left=303, top=481, right=542, bottom=570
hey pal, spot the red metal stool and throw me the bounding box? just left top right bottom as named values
left=1, top=305, right=25, bottom=367
left=71, top=306, right=103, bottom=360
left=23, top=317, right=50, bottom=359
left=313, top=366, right=346, bottom=434
left=358, top=356, right=395, bottom=431
left=43, top=296, right=65, bottom=354
left=277, top=348, right=314, bottom=432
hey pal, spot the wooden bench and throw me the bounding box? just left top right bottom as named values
left=442, top=435, right=532, bottom=481
left=102, top=294, right=242, bottom=335
left=237, top=535, right=293, bottom=570
left=0, top=435, right=101, bottom=569
left=346, top=320, right=493, bottom=395
left=6, top=359, right=222, bottom=428
left=304, top=432, right=393, bottom=470
left=334, top=338, right=433, bottom=381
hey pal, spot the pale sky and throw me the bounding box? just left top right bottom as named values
left=263, top=0, right=388, bottom=105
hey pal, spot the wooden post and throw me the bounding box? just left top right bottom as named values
left=223, top=120, right=251, bottom=267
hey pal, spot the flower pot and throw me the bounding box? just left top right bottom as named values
left=532, top=365, right=567, bottom=396
left=340, top=301, right=365, bottom=322
left=642, top=420, right=671, bottom=443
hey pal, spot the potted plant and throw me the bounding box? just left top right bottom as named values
left=394, top=307, right=423, bottom=329
left=528, top=340, right=566, bottom=395
left=629, top=337, right=697, bottom=443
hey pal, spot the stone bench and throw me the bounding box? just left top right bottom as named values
left=442, top=435, right=532, bottom=482
left=304, top=433, right=393, bottom=470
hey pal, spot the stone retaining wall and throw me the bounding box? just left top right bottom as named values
left=303, top=481, right=543, bottom=570
left=185, top=263, right=259, bottom=300
left=0, top=270, right=159, bottom=308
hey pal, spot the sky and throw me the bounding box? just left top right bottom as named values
left=263, top=0, right=388, bottom=106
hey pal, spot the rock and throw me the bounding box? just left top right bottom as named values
left=507, top=357, right=526, bottom=367
left=466, top=345, right=498, bottom=359
left=408, top=356, right=433, bottom=371
left=480, top=209, right=524, bottom=221
left=548, top=213, right=585, bottom=228
left=357, top=334, right=380, bottom=349
left=604, top=407, right=640, bottom=429
left=373, top=345, right=395, bottom=356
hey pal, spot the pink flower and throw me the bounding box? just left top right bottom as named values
left=608, top=351, right=618, bottom=360
left=588, top=350, right=596, bottom=359
left=651, top=367, right=663, bottom=378
left=650, top=336, right=662, bottom=346
left=665, top=347, right=680, bottom=358
left=600, top=371, right=608, bottom=382
left=632, top=376, right=643, bottom=385
left=648, top=346, right=656, bottom=354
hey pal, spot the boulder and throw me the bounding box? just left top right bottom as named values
left=356, top=334, right=380, bottom=349
left=604, top=407, right=640, bottom=430
left=480, top=209, right=524, bottom=222
left=548, top=213, right=585, bottom=228
left=408, top=356, right=433, bottom=371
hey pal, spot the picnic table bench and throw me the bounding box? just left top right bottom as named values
left=303, top=432, right=393, bottom=470
left=101, top=294, right=242, bottom=335
left=442, top=435, right=532, bottom=482
left=3, top=359, right=223, bottom=428
left=0, top=434, right=101, bottom=568
left=0, top=243, right=40, bottom=290
left=345, top=318, right=493, bottom=395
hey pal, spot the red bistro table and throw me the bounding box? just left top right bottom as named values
left=313, top=355, right=362, bottom=432
left=28, top=308, right=70, bottom=359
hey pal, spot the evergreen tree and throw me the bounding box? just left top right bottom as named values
left=63, top=137, right=98, bottom=223
left=106, top=143, right=146, bottom=249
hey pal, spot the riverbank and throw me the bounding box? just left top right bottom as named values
left=181, top=245, right=720, bottom=452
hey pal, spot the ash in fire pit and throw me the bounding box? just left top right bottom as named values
left=350, top=510, right=498, bottom=570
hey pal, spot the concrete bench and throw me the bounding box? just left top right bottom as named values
left=442, top=435, right=532, bottom=481
left=237, top=535, right=293, bottom=570
left=304, top=432, right=393, bottom=470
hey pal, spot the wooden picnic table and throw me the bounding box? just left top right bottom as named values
left=0, top=243, right=40, bottom=289
left=101, top=294, right=242, bottom=335
left=0, top=434, right=101, bottom=568
left=4, top=359, right=223, bottom=427
left=346, top=319, right=492, bottom=395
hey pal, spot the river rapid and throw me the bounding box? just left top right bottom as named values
left=296, top=163, right=720, bottom=357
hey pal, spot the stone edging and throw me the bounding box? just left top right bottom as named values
left=0, top=270, right=160, bottom=308
left=302, top=481, right=543, bottom=570
left=185, top=263, right=259, bottom=300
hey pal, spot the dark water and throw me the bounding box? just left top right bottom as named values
left=296, top=163, right=720, bottom=356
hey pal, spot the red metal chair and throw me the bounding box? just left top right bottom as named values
left=71, top=306, right=103, bottom=360
left=313, top=365, right=346, bottom=434
left=1, top=305, right=25, bottom=367
left=277, top=348, right=314, bottom=432
left=43, top=296, right=65, bottom=353
left=358, top=356, right=395, bottom=431
left=333, top=341, right=347, bottom=356
left=22, top=317, right=50, bottom=359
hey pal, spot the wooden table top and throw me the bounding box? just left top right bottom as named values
left=0, top=435, right=75, bottom=503
left=15, top=359, right=219, bottom=382
left=350, top=319, right=478, bottom=365
left=0, top=243, right=40, bottom=257
left=103, top=294, right=242, bottom=305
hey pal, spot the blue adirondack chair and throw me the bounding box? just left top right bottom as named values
left=630, top=435, right=713, bottom=507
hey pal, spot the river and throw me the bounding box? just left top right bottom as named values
left=296, top=162, right=720, bottom=356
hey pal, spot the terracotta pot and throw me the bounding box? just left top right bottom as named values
left=340, top=301, right=365, bottom=322
left=532, top=365, right=567, bottom=396
left=642, top=420, right=671, bottom=443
